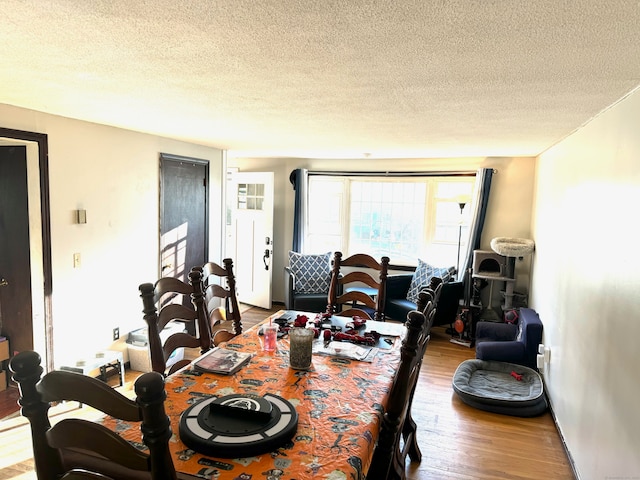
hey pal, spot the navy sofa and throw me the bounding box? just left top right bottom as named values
left=475, top=307, right=543, bottom=369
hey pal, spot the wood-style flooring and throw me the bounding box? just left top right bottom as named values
left=0, top=305, right=575, bottom=479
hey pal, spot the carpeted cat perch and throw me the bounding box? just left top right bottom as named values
left=490, top=237, right=535, bottom=258
left=489, top=237, right=535, bottom=309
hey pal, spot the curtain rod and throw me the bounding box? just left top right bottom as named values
left=306, top=169, right=496, bottom=177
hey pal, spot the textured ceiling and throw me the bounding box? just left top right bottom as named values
left=2, top=0, right=640, bottom=159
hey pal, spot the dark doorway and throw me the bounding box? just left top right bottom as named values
left=0, top=128, right=52, bottom=374
left=159, top=153, right=209, bottom=282
left=0, top=146, right=33, bottom=356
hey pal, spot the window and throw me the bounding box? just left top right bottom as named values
left=306, top=175, right=475, bottom=268
left=237, top=183, right=265, bottom=210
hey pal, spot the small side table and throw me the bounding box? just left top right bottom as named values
left=60, top=350, right=125, bottom=387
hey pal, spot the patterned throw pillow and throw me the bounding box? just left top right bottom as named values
left=288, top=251, right=332, bottom=294
left=406, top=259, right=456, bottom=304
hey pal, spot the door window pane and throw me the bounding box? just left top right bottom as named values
left=237, top=183, right=265, bottom=211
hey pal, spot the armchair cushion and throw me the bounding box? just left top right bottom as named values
left=475, top=308, right=543, bottom=369
left=406, top=259, right=456, bottom=303
left=288, top=251, right=332, bottom=294
left=475, top=322, right=517, bottom=341
left=384, top=271, right=463, bottom=327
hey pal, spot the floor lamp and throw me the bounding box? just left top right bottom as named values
left=456, top=200, right=467, bottom=275
left=451, top=198, right=471, bottom=347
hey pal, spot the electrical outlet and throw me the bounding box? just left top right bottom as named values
left=113, top=327, right=120, bottom=341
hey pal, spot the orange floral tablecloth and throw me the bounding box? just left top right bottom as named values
left=103, top=310, right=403, bottom=479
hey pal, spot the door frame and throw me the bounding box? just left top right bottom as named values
left=227, top=171, right=274, bottom=309
left=0, top=127, right=53, bottom=371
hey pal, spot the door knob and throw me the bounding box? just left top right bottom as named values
left=0, top=277, right=8, bottom=287
left=263, top=249, right=270, bottom=270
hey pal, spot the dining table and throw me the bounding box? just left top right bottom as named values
left=101, top=309, right=406, bottom=479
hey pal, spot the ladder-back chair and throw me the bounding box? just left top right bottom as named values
left=202, top=258, right=243, bottom=345
left=398, top=295, right=437, bottom=467
left=139, top=266, right=211, bottom=375
left=9, top=350, right=176, bottom=480
left=367, top=309, right=426, bottom=479
left=326, top=252, right=389, bottom=321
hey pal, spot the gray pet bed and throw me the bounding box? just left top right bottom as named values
left=452, top=359, right=547, bottom=417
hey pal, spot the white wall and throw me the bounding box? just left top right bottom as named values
left=531, top=89, right=640, bottom=479
left=0, top=104, right=224, bottom=366
left=229, top=156, right=536, bottom=304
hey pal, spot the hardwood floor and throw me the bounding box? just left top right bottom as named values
left=0, top=387, right=19, bottom=421
left=0, top=306, right=574, bottom=479
left=408, top=326, right=573, bottom=479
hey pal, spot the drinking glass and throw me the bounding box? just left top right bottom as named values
left=262, top=324, right=278, bottom=352
left=289, top=328, right=314, bottom=370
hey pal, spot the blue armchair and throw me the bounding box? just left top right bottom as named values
left=384, top=273, right=463, bottom=326
left=284, top=265, right=331, bottom=313
left=284, top=251, right=333, bottom=314
left=475, top=308, right=543, bottom=369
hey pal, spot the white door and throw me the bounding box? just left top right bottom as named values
left=227, top=171, right=274, bottom=309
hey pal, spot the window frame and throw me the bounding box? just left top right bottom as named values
left=305, top=173, right=476, bottom=268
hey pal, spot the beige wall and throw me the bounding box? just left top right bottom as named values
left=531, top=89, right=640, bottom=479
left=228, top=156, right=536, bottom=305
left=1, top=103, right=224, bottom=367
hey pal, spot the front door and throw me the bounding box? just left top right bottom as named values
left=227, top=171, right=274, bottom=309
left=0, top=146, right=33, bottom=355
left=160, top=154, right=209, bottom=282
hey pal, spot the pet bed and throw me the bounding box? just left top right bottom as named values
left=452, top=359, right=547, bottom=417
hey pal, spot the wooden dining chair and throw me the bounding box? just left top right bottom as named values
left=326, top=252, right=390, bottom=321
left=9, top=350, right=176, bottom=480
left=139, top=266, right=212, bottom=375
left=398, top=295, right=437, bottom=466
left=415, top=289, right=434, bottom=315
left=417, top=276, right=443, bottom=311
left=367, top=309, right=427, bottom=480
left=202, top=258, right=243, bottom=345
left=416, top=276, right=442, bottom=327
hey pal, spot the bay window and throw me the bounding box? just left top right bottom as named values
left=304, top=174, right=475, bottom=269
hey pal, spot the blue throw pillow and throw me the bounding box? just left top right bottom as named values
left=406, top=259, right=455, bottom=304
left=288, top=251, right=332, bottom=294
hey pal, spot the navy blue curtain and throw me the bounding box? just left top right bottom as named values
left=289, top=168, right=308, bottom=252
left=459, top=168, right=493, bottom=279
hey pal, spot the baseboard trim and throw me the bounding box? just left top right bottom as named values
left=543, top=379, right=580, bottom=479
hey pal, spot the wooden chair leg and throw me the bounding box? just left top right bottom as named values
left=402, top=412, right=422, bottom=462
left=389, top=455, right=406, bottom=480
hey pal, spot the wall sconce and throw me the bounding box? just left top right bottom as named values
left=76, top=209, right=87, bottom=224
